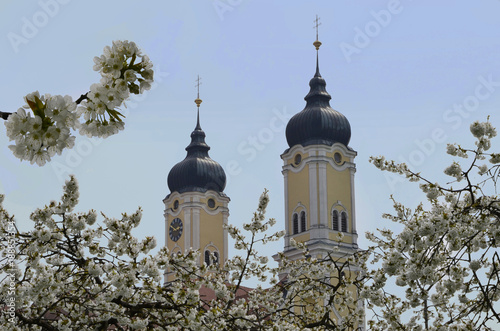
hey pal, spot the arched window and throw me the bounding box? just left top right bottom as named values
left=204, top=250, right=211, bottom=265
left=204, top=249, right=219, bottom=266
left=341, top=212, right=348, bottom=232
left=293, top=213, right=299, bottom=234
left=172, top=247, right=181, bottom=256
left=300, top=211, right=306, bottom=232
left=332, top=210, right=339, bottom=231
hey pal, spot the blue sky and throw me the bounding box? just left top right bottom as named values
left=1, top=0, right=500, bottom=281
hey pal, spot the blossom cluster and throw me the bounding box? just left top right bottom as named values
left=3, top=40, right=154, bottom=166
left=79, top=40, right=154, bottom=138
left=4, top=92, right=79, bottom=166
left=364, top=119, right=500, bottom=330
left=0, top=176, right=367, bottom=329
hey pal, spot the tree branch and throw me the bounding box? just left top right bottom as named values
left=0, top=111, right=11, bottom=120
left=0, top=93, right=88, bottom=121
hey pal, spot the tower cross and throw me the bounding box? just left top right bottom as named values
left=195, top=75, right=202, bottom=99
left=194, top=75, right=203, bottom=109
left=313, top=15, right=321, bottom=41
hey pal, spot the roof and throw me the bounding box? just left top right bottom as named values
left=285, top=53, right=351, bottom=148
left=167, top=111, right=226, bottom=195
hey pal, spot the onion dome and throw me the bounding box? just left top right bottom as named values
left=285, top=40, right=351, bottom=148
left=167, top=107, right=226, bottom=195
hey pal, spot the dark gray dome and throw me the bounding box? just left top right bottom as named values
left=285, top=63, right=351, bottom=148
left=167, top=113, right=226, bottom=195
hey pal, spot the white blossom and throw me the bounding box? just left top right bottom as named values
left=470, top=121, right=486, bottom=138
left=477, top=163, right=489, bottom=175
left=4, top=40, right=154, bottom=164
left=4, top=93, right=78, bottom=166
left=4, top=181, right=365, bottom=330
left=443, top=161, right=463, bottom=181
left=365, top=119, right=500, bottom=330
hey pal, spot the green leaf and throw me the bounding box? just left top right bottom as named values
left=107, top=109, right=125, bottom=122
left=35, top=95, right=45, bottom=111
left=26, top=99, right=38, bottom=112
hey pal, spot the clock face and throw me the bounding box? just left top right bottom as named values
left=169, top=218, right=183, bottom=242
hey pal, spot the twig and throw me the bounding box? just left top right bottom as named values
left=0, top=92, right=89, bottom=121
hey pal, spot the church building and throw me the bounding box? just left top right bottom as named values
left=163, top=26, right=359, bottom=287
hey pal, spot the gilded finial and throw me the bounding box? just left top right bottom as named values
left=313, top=15, right=322, bottom=50
left=195, top=75, right=202, bottom=108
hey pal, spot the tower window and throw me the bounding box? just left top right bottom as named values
left=205, top=250, right=211, bottom=265
left=173, top=200, right=179, bottom=210
left=205, top=250, right=219, bottom=266
left=334, top=152, right=342, bottom=164
left=341, top=212, right=348, bottom=232
left=300, top=211, right=306, bottom=232
left=293, top=213, right=299, bottom=234
left=332, top=210, right=339, bottom=231
left=294, top=154, right=302, bottom=165
left=207, top=198, right=216, bottom=209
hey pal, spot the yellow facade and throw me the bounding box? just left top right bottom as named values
left=279, top=143, right=358, bottom=256
left=164, top=191, right=229, bottom=282
left=276, top=135, right=362, bottom=329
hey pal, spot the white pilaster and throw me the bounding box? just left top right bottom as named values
left=190, top=209, right=198, bottom=251
left=184, top=209, right=191, bottom=250
left=308, top=163, right=318, bottom=227
left=165, top=216, right=168, bottom=250
left=350, top=166, right=357, bottom=238
left=283, top=169, right=290, bottom=247
left=223, top=211, right=228, bottom=262
left=318, top=162, right=328, bottom=228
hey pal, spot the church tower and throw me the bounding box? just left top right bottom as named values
left=276, top=25, right=358, bottom=263
left=164, top=82, right=229, bottom=281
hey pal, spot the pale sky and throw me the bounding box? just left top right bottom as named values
left=1, top=1, right=500, bottom=286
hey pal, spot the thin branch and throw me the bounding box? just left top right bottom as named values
left=0, top=92, right=88, bottom=121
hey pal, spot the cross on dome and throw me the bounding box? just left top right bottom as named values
left=195, top=75, right=202, bottom=108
